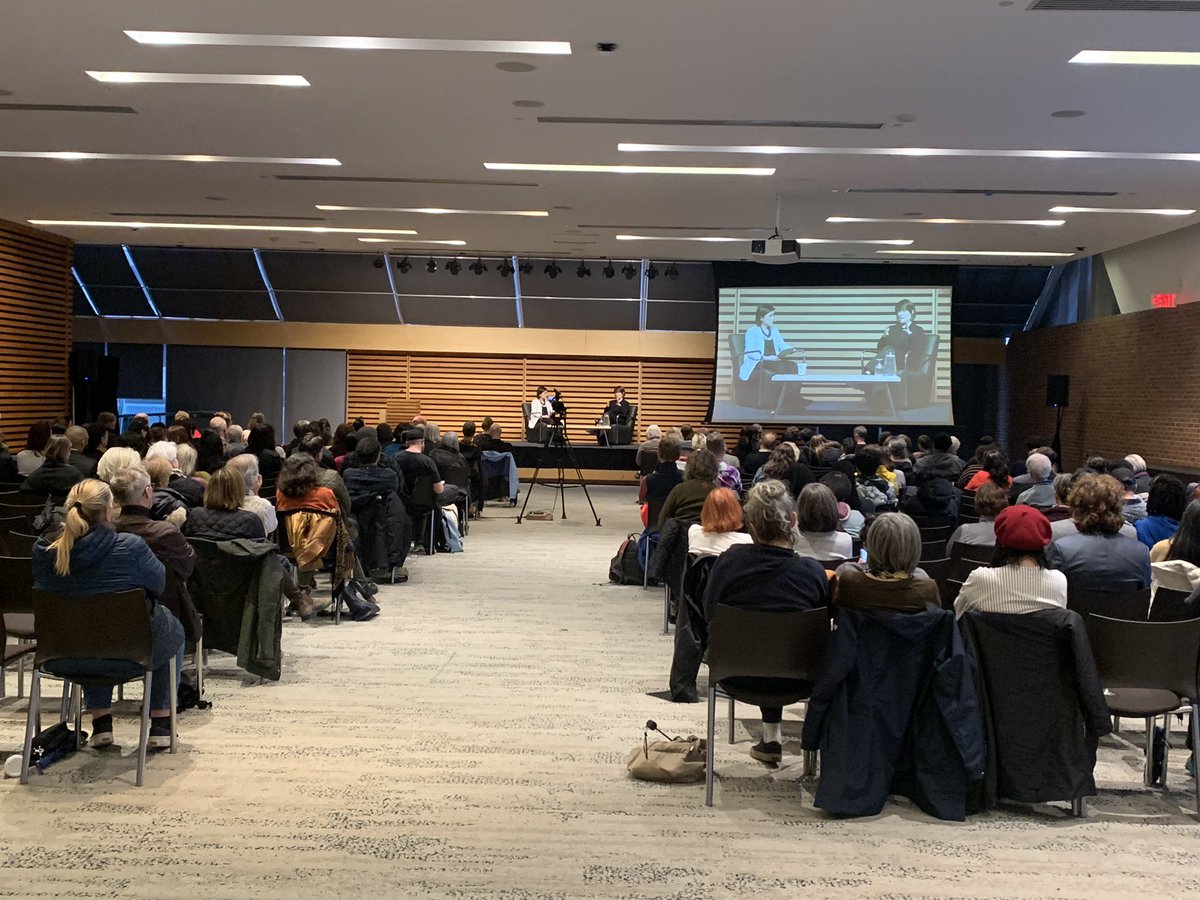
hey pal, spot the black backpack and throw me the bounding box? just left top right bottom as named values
left=608, top=532, right=644, bottom=585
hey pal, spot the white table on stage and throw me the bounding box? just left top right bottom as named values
left=770, top=372, right=903, bottom=417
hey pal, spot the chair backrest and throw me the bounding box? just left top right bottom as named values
left=1, top=492, right=49, bottom=508
left=1087, top=614, right=1200, bottom=699
left=31, top=588, right=153, bottom=669
left=1067, top=587, right=1151, bottom=621
left=1149, top=587, right=1196, bottom=623
left=411, top=474, right=437, bottom=510
left=0, top=515, right=27, bottom=553
left=918, top=524, right=954, bottom=544
left=707, top=604, right=831, bottom=684
left=0, top=505, right=38, bottom=533
left=0, top=554, right=34, bottom=616
left=921, top=557, right=952, bottom=585
left=728, top=332, right=745, bottom=363
left=920, top=539, right=948, bottom=562
left=5, top=531, right=38, bottom=557
left=275, top=507, right=337, bottom=563
left=950, top=541, right=994, bottom=564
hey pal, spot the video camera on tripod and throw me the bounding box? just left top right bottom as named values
left=545, top=389, right=568, bottom=446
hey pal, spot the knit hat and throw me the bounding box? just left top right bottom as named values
left=993, top=505, right=1052, bottom=552
left=1110, top=467, right=1136, bottom=489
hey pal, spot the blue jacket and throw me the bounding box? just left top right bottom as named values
left=1046, top=531, right=1151, bottom=591
left=800, top=607, right=985, bottom=821
left=1134, top=514, right=1179, bottom=550
left=33, top=525, right=165, bottom=600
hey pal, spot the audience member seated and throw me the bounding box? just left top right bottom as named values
left=172, top=444, right=208, bottom=502
left=1125, top=454, right=1152, bottom=496
left=109, top=466, right=200, bottom=638
left=794, top=483, right=853, bottom=560
left=63, top=425, right=97, bottom=478
left=954, top=506, right=1067, bottom=618
left=887, top=438, right=914, bottom=481
left=636, top=425, right=662, bottom=475
left=687, top=487, right=753, bottom=557
left=393, top=429, right=448, bottom=501
left=1014, top=453, right=1055, bottom=508
left=834, top=514, right=941, bottom=612
left=1109, top=467, right=1147, bottom=522
left=854, top=446, right=896, bottom=513
left=429, top=433, right=470, bottom=493
left=1046, top=473, right=1151, bottom=591
left=659, top=448, right=718, bottom=528
left=963, top=449, right=1011, bottom=493
left=96, top=446, right=143, bottom=484
left=16, top=420, right=52, bottom=476
left=21, top=435, right=83, bottom=499
left=224, top=423, right=247, bottom=458
left=945, top=482, right=1007, bottom=556
left=702, top=480, right=830, bottom=763
left=640, top=436, right=684, bottom=528
left=1135, top=474, right=1186, bottom=550
left=476, top=423, right=514, bottom=455
left=32, top=479, right=184, bottom=749
left=1149, top=502, right=1200, bottom=605
left=734, top=423, right=762, bottom=462
left=142, top=456, right=188, bottom=527
left=298, top=435, right=354, bottom=517
left=1041, top=472, right=1075, bottom=524
left=246, top=425, right=282, bottom=482
left=820, top=471, right=865, bottom=538
left=194, top=429, right=226, bottom=475
left=955, top=441, right=992, bottom=489
left=705, top=431, right=741, bottom=492
left=912, top=432, right=964, bottom=484
left=742, top=430, right=775, bottom=478
left=225, top=453, right=278, bottom=536
left=901, top=476, right=957, bottom=528
left=183, top=467, right=267, bottom=541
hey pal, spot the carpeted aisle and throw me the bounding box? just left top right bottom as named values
left=2, top=485, right=1199, bottom=898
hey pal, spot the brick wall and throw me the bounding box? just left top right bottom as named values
left=1007, top=302, right=1200, bottom=473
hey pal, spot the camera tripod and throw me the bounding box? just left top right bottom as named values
left=516, top=417, right=602, bottom=526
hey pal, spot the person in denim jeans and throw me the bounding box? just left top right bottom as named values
left=32, top=479, right=184, bottom=750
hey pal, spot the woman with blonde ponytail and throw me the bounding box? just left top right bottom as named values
left=33, top=479, right=185, bottom=749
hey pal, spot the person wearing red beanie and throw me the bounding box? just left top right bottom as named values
left=953, top=506, right=1067, bottom=618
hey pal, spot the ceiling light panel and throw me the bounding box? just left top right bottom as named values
left=615, top=235, right=913, bottom=245
left=827, top=216, right=1066, bottom=226
left=485, top=162, right=775, bottom=176
left=0, top=151, right=338, bottom=165
left=124, top=31, right=571, bottom=55
left=86, top=72, right=310, bottom=86
left=617, top=143, right=1200, bottom=163
left=29, top=220, right=416, bottom=235
left=877, top=249, right=1075, bottom=257
left=1070, top=50, right=1200, bottom=66
left=317, top=205, right=548, bottom=217
left=1049, top=205, right=1196, bottom=215
left=357, top=238, right=467, bottom=245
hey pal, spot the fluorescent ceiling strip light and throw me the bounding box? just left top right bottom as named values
left=1070, top=50, right=1200, bottom=67
left=357, top=238, right=467, bottom=245
left=86, top=71, right=310, bottom=86
left=486, top=162, right=774, bottom=176
left=1049, top=205, right=1196, bottom=215
left=617, top=142, right=1200, bottom=164
left=615, top=234, right=912, bottom=245
left=29, top=219, right=416, bottom=235
left=877, top=249, right=1075, bottom=258
left=318, top=205, right=548, bottom=217
left=827, top=216, right=1065, bottom=226
left=125, top=30, right=571, bottom=55
left=0, top=151, right=338, bottom=165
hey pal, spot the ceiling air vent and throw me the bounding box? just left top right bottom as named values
left=847, top=187, right=1118, bottom=197
left=1029, top=0, right=1200, bottom=10
left=0, top=103, right=136, bottom=113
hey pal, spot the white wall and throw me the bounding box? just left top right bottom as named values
left=1101, top=220, right=1200, bottom=314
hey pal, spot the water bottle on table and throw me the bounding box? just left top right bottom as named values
left=883, top=349, right=897, bottom=376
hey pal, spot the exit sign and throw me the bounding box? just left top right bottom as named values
left=1152, top=293, right=1177, bottom=308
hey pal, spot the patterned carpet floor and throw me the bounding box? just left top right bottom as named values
left=2, top=484, right=1199, bottom=898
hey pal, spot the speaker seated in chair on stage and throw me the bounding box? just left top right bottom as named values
left=521, top=402, right=549, bottom=444
left=606, top=404, right=638, bottom=446
left=863, top=333, right=939, bottom=411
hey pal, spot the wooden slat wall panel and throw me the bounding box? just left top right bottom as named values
left=0, top=220, right=72, bottom=451
left=347, top=352, right=720, bottom=446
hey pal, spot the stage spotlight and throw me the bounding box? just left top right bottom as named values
left=469, top=258, right=488, bottom=275
left=576, top=260, right=592, bottom=278
left=446, top=258, right=462, bottom=275
left=646, top=263, right=659, bottom=280
left=426, top=258, right=437, bottom=273
left=519, top=259, right=534, bottom=275
left=665, top=263, right=680, bottom=281
left=621, top=262, right=637, bottom=280
left=544, top=260, right=562, bottom=278
left=602, top=260, right=616, bottom=278
left=499, top=259, right=515, bottom=277
left=372, top=255, right=384, bottom=269
left=396, top=256, right=412, bottom=274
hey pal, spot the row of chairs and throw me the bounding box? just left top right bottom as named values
left=702, top=602, right=1200, bottom=817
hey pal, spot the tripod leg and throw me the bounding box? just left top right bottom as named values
left=516, top=461, right=542, bottom=523
left=562, top=436, right=602, bottom=526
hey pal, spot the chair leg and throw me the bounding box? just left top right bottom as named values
left=1144, top=717, right=1156, bottom=788
left=1191, top=704, right=1200, bottom=817
left=1071, top=797, right=1086, bottom=818
left=73, top=684, right=82, bottom=750
left=803, top=749, right=818, bottom=777
left=168, top=656, right=178, bottom=754
left=58, top=683, right=72, bottom=723
left=136, top=672, right=152, bottom=787
left=727, top=697, right=736, bottom=744
left=20, top=670, right=41, bottom=783
left=705, top=686, right=717, bottom=807
left=117, top=684, right=124, bottom=703
left=662, top=583, right=670, bottom=635
left=194, top=635, right=204, bottom=702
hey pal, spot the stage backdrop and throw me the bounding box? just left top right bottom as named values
left=346, top=352, right=714, bottom=445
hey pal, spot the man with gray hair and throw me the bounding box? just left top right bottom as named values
left=1015, top=453, right=1055, bottom=509
left=637, top=425, right=662, bottom=475
left=110, top=465, right=199, bottom=639
left=224, top=423, right=247, bottom=458
left=226, top=453, right=278, bottom=535
left=209, top=415, right=228, bottom=442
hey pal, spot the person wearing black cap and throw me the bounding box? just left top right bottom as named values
left=527, top=385, right=554, bottom=431
left=1110, top=467, right=1148, bottom=523
left=954, top=506, right=1067, bottom=618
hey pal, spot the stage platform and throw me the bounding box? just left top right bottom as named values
left=510, top=441, right=637, bottom=472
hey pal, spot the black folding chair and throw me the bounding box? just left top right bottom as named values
left=1149, top=588, right=1196, bottom=623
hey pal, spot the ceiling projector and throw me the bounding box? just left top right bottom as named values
left=751, top=237, right=799, bottom=259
